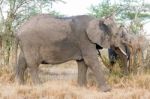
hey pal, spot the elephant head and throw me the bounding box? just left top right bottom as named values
left=114, top=25, right=149, bottom=72
left=86, top=15, right=121, bottom=48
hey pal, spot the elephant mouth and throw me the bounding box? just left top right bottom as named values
left=96, top=44, right=103, bottom=50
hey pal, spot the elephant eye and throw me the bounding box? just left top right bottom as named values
left=116, top=33, right=119, bottom=35
left=99, top=23, right=111, bottom=35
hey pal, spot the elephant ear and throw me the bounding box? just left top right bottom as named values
left=86, top=19, right=111, bottom=48
left=86, top=19, right=102, bottom=45
left=103, top=15, right=118, bottom=36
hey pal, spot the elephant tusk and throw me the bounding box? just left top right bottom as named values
left=119, top=47, right=127, bottom=57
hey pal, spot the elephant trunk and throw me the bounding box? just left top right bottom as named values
left=122, top=40, right=132, bottom=48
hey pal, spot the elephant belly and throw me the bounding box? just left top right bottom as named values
left=40, top=41, right=82, bottom=64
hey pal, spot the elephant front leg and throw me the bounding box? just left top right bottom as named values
left=77, top=60, right=88, bottom=87
left=83, top=55, right=111, bottom=92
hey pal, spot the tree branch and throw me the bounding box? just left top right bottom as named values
left=0, top=0, right=3, bottom=5
left=14, top=0, right=30, bottom=14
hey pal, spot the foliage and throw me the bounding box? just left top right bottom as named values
left=101, top=55, right=126, bottom=76
left=89, top=0, right=118, bottom=18
left=0, top=0, right=64, bottom=66
left=89, top=0, right=150, bottom=34
left=49, top=10, right=65, bottom=17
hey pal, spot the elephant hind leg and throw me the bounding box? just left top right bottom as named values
left=77, top=60, right=88, bottom=87
left=25, top=58, right=41, bottom=84
left=23, top=49, right=41, bottom=84
left=15, top=51, right=27, bottom=84
left=28, top=66, right=41, bottom=84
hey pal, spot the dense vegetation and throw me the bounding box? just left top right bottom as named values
left=0, top=0, right=64, bottom=66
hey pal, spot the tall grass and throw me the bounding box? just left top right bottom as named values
left=0, top=56, right=150, bottom=99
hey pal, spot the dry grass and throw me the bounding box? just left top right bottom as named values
left=0, top=61, right=150, bottom=99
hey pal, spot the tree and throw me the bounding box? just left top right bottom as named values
left=89, top=0, right=117, bottom=18
left=89, top=0, right=150, bottom=34
left=0, top=0, right=64, bottom=66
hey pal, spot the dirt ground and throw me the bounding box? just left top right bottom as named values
left=0, top=61, right=150, bottom=99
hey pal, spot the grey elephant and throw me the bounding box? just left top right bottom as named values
left=15, top=14, right=121, bottom=92
left=108, top=26, right=133, bottom=74
left=108, top=25, right=148, bottom=74
left=119, top=26, right=148, bottom=72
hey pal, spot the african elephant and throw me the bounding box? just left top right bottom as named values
left=100, top=25, right=130, bottom=74
left=15, top=14, right=121, bottom=92
left=108, top=25, right=148, bottom=73
left=123, top=34, right=148, bottom=72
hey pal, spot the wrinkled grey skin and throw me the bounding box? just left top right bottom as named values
left=15, top=14, right=121, bottom=92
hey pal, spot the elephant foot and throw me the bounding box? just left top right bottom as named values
left=100, top=85, right=111, bottom=92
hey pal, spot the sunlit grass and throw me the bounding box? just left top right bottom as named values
left=0, top=60, right=150, bottom=99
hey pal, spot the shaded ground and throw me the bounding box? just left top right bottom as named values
left=0, top=61, right=150, bottom=99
